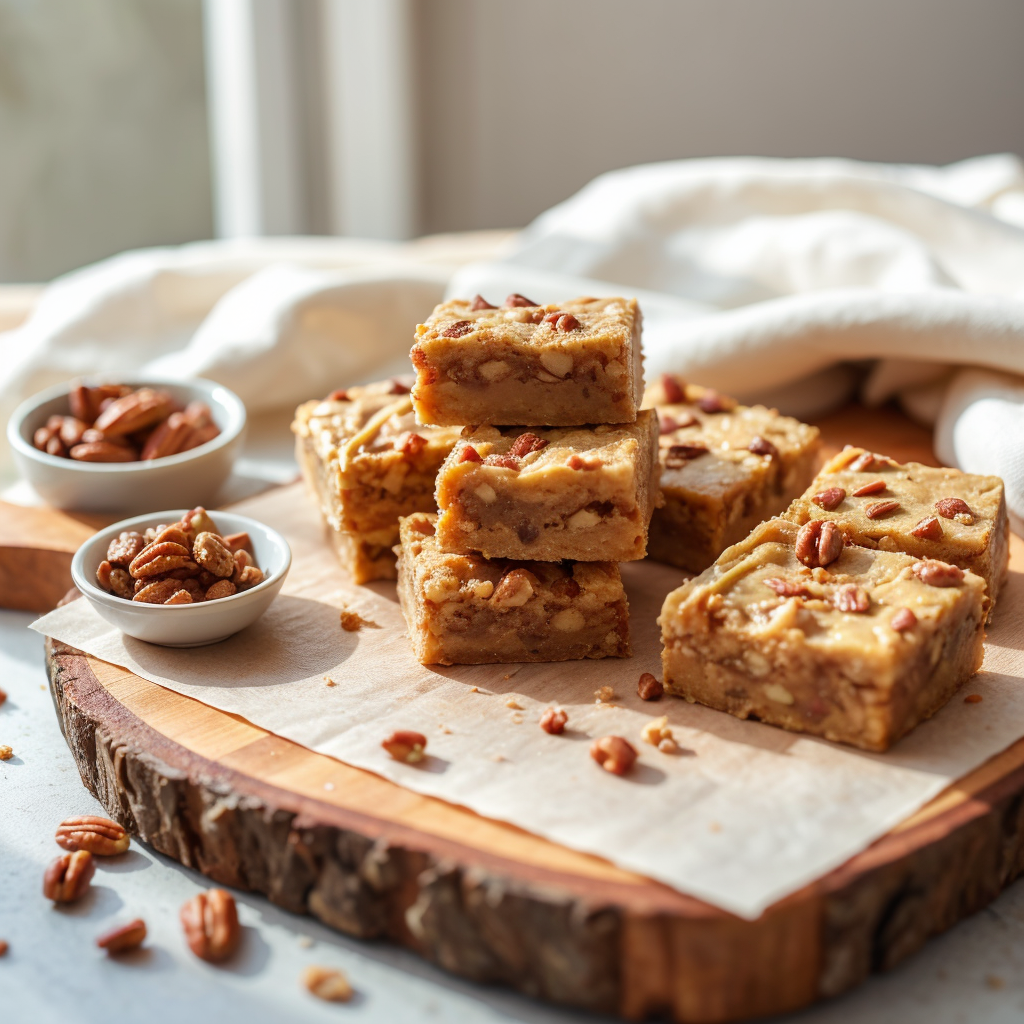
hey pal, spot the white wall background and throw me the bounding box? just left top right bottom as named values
left=2, top=0, right=1024, bottom=279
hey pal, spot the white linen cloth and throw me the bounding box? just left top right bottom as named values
left=3, top=154, right=1024, bottom=520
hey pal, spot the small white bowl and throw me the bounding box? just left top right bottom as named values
left=71, top=510, right=291, bottom=647
left=7, top=376, right=246, bottom=513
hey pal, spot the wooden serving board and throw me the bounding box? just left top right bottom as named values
left=11, top=403, right=1024, bottom=1023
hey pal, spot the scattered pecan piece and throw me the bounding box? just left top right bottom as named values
left=326, top=388, right=348, bottom=401
left=470, top=294, right=496, bottom=310
left=664, top=443, right=707, bottom=468
left=852, top=479, right=886, bottom=497
left=833, top=584, right=870, bottom=613
left=43, top=850, right=95, bottom=903
left=180, top=889, right=240, bottom=963
left=911, top=516, right=943, bottom=540
left=891, top=608, right=917, bottom=632
left=865, top=499, right=900, bottom=519
left=590, top=736, right=638, bottom=776
left=660, top=374, right=686, bottom=404
left=539, top=707, right=568, bottom=734
left=483, top=453, right=520, bottom=470
left=747, top=436, right=778, bottom=458
left=0, top=744, right=12, bottom=760
left=97, top=919, right=147, bottom=955
left=763, top=578, right=813, bottom=598
left=795, top=520, right=844, bottom=568
left=567, top=454, right=600, bottom=470
left=935, top=497, right=973, bottom=520
left=913, top=560, right=964, bottom=587
left=56, top=815, right=130, bottom=856
left=459, top=445, right=483, bottom=463
left=811, top=487, right=846, bottom=511
left=696, top=389, right=734, bottom=413
left=508, top=432, right=549, bottom=458
left=503, top=293, right=538, bottom=308
left=0, top=940, right=7, bottom=956
left=441, top=320, right=474, bottom=339
left=964, top=694, right=984, bottom=704
left=400, top=432, right=427, bottom=459
left=658, top=412, right=697, bottom=434
left=388, top=379, right=412, bottom=394
left=96, top=560, right=114, bottom=591
left=303, top=965, right=354, bottom=1003
left=637, top=672, right=664, bottom=701
left=382, top=730, right=427, bottom=763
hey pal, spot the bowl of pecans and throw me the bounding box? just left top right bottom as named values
left=7, top=376, right=246, bottom=513
left=71, top=506, right=291, bottom=647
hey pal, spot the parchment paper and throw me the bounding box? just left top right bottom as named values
left=32, top=487, right=1024, bottom=919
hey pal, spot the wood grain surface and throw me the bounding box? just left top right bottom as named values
left=18, top=403, right=1024, bottom=1022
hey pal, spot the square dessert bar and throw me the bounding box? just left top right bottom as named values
left=410, top=294, right=643, bottom=426
left=642, top=376, right=821, bottom=573
left=397, top=513, right=630, bottom=665
left=292, top=380, right=461, bottom=583
left=434, top=411, right=660, bottom=562
left=786, top=446, right=1009, bottom=607
left=659, top=517, right=987, bottom=752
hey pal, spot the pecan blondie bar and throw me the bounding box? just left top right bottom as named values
left=397, top=513, right=630, bottom=665
left=411, top=295, right=643, bottom=426
left=786, top=446, right=1008, bottom=607
left=659, top=517, right=987, bottom=751
left=434, top=411, right=660, bottom=562
left=292, top=380, right=461, bottom=583
left=643, top=376, right=821, bottom=573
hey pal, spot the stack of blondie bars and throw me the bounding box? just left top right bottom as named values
left=396, top=293, right=660, bottom=665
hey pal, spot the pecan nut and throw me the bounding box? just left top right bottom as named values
left=205, top=580, right=236, bottom=601
left=763, top=577, right=813, bottom=598
left=141, top=411, right=192, bottom=460
left=70, top=441, right=138, bottom=463
left=637, top=672, right=664, bottom=701
left=441, top=320, right=474, bottom=339
left=852, top=479, right=886, bottom=497
left=93, top=388, right=176, bottom=437
left=180, top=889, right=241, bottom=963
left=747, top=436, right=778, bottom=458
left=129, top=541, right=193, bottom=578
left=811, top=487, right=846, bottom=511
left=503, top=293, right=538, bottom=308
left=470, top=294, right=496, bottom=310
left=891, top=608, right=917, bottom=632
left=43, top=850, right=95, bottom=903
left=660, top=374, right=686, bottom=404
left=664, top=443, right=707, bottom=468
left=912, top=560, right=964, bottom=587
left=96, top=919, right=147, bottom=954
left=865, top=499, right=901, bottom=519
left=590, top=736, right=638, bottom=776
left=491, top=568, right=537, bottom=609
left=303, top=965, right=354, bottom=1002
left=508, top=432, right=549, bottom=458
left=539, top=707, right=568, bottom=734
left=935, top=496, right=973, bottom=520
left=107, top=531, right=147, bottom=566
left=459, top=445, right=483, bottom=463
left=832, top=584, right=870, bottom=613
left=795, top=520, right=844, bottom=568
left=193, top=532, right=235, bottom=578
left=382, top=730, right=427, bottom=763
left=696, top=389, right=734, bottom=414
left=483, top=453, right=520, bottom=470
left=911, top=516, right=943, bottom=540
left=133, top=579, right=186, bottom=604
left=56, top=815, right=130, bottom=856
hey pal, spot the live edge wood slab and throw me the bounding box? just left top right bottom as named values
left=9, top=403, right=1024, bottom=1022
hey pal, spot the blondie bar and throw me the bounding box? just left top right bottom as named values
left=292, top=380, right=461, bottom=583
left=659, top=518, right=987, bottom=752
left=786, top=446, right=1008, bottom=606
left=411, top=295, right=643, bottom=426
left=643, top=376, right=820, bottom=573
left=434, top=411, right=660, bottom=562
left=397, top=513, right=631, bottom=665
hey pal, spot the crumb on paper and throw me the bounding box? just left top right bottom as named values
left=986, top=974, right=1005, bottom=990
left=340, top=607, right=379, bottom=632
left=0, top=745, right=12, bottom=761
left=491, top=753, right=507, bottom=762
left=505, top=698, right=523, bottom=710
left=438, top=725, right=452, bottom=734
left=470, top=686, right=479, bottom=693
left=965, top=694, right=983, bottom=704
left=511, top=714, right=523, bottom=724
left=709, top=822, right=722, bottom=833
left=503, top=673, right=511, bottom=680
left=594, top=686, right=614, bottom=704
left=641, top=716, right=672, bottom=747
left=324, top=676, right=337, bottom=687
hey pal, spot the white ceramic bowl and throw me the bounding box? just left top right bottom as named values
left=71, top=510, right=291, bottom=647
left=7, top=376, right=246, bottom=513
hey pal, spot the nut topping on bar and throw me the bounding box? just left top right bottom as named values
left=470, top=294, right=496, bottom=310
left=483, top=453, right=520, bottom=470
left=660, top=374, right=686, bottom=404
left=911, top=516, right=943, bottom=540
left=891, top=608, right=917, bottom=632
left=795, top=520, right=844, bottom=568
left=696, top=389, right=735, bottom=414
left=936, top=496, right=973, bottom=521
left=503, top=293, right=538, bottom=308
left=664, top=443, right=707, bottom=468
left=441, top=320, right=474, bottom=339
left=763, top=577, right=814, bottom=598
left=812, top=487, right=846, bottom=511
left=832, top=584, right=870, bottom=613
left=507, top=432, right=549, bottom=458
left=865, top=499, right=901, bottom=519
left=659, top=412, right=697, bottom=434
left=852, top=479, right=886, bottom=496
left=459, top=445, right=483, bottom=463
left=747, top=435, right=779, bottom=458
left=912, top=560, right=964, bottom=587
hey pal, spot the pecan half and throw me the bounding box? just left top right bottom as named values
left=194, top=532, right=235, bottom=577
left=129, top=541, right=193, bottom=578
left=107, top=531, right=146, bottom=566
left=56, top=815, right=129, bottom=856
left=795, top=520, right=844, bottom=568
left=237, top=566, right=264, bottom=589
left=539, top=707, right=568, bottom=734
left=182, top=507, right=217, bottom=542
left=133, top=579, right=185, bottom=604
left=590, top=736, right=638, bottom=776
left=59, top=417, right=88, bottom=448
left=503, top=293, right=538, bottom=308
left=382, top=730, right=427, bottom=763
left=664, top=443, right=707, bottom=468
left=913, top=560, right=964, bottom=587
left=141, top=411, right=191, bottom=460
left=43, top=850, right=95, bottom=903
left=748, top=436, right=778, bottom=458
left=697, top=389, right=734, bottom=414
left=891, top=608, right=917, bottom=632
left=637, top=672, right=664, bottom=701
left=554, top=313, right=580, bottom=331
left=811, top=486, right=846, bottom=511
left=911, top=516, right=943, bottom=540
left=222, top=531, right=251, bottom=553
left=852, top=479, right=886, bottom=497
left=865, top=499, right=901, bottom=519
left=483, top=453, right=520, bottom=470
left=660, top=375, right=686, bottom=404
left=70, top=441, right=137, bottom=462
left=470, top=294, right=496, bottom=310
left=303, top=966, right=354, bottom=1002
left=832, top=584, right=870, bottom=613
left=763, top=577, right=813, bottom=598
left=508, top=432, right=549, bottom=458
left=326, top=388, right=348, bottom=401
left=935, top=497, right=973, bottom=520
left=459, top=445, right=482, bottom=463
left=93, top=388, right=175, bottom=437
left=180, top=889, right=241, bottom=963
left=97, top=919, right=147, bottom=954
left=205, top=580, right=236, bottom=601
left=441, top=320, right=474, bottom=339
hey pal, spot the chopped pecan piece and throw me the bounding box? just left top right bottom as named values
left=891, top=608, right=917, bottom=632
left=911, top=516, right=943, bottom=540
left=539, top=707, right=568, bottom=734
left=554, top=313, right=580, bottom=331
left=382, top=730, right=427, bottom=763
left=492, top=568, right=537, bottom=608
left=658, top=411, right=698, bottom=434
left=660, top=375, right=686, bottom=404
left=696, top=389, right=734, bottom=414
left=194, top=532, right=235, bottom=578
left=459, top=444, right=483, bottom=463
left=441, top=320, right=474, bottom=339
left=326, top=388, right=348, bottom=401
left=912, top=560, right=964, bottom=587
left=852, top=479, right=886, bottom=497
left=483, top=453, right=520, bottom=470
left=865, top=499, right=900, bottom=519
left=637, top=672, right=664, bottom=701
left=833, top=584, right=870, bottom=613
left=508, top=432, right=549, bottom=458
left=96, top=919, right=147, bottom=954
left=763, top=578, right=813, bottom=598
left=399, top=432, right=427, bottom=459
left=590, top=736, right=638, bottom=776
left=567, top=454, right=600, bottom=470
left=107, top=531, right=146, bottom=566
left=664, top=443, right=707, bottom=468
left=811, top=486, right=846, bottom=511
left=503, top=293, right=538, bottom=308
left=935, top=497, right=973, bottom=519
left=470, top=294, right=496, bottom=310
left=747, top=436, right=778, bottom=458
